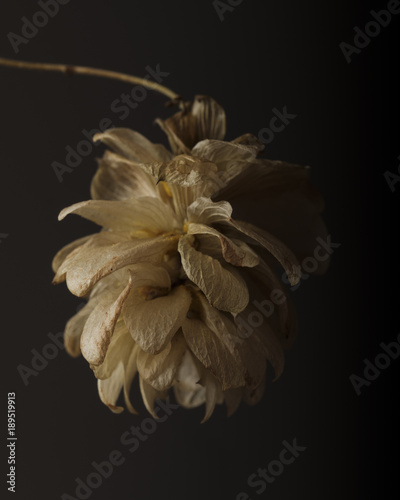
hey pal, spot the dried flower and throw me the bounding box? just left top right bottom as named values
left=51, top=95, right=328, bottom=420
left=0, top=55, right=327, bottom=421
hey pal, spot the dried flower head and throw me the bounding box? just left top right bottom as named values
left=0, top=57, right=328, bottom=421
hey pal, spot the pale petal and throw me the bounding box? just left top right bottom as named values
left=63, top=300, right=97, bottom=357
left=123, top=344, right=140, bottom=414
left=52, top=235, right=93, bottom=273
left=178, top=235, right=249, bottom=314
left=123, top=285, right=191, bottom=354
left=181, top=316, right=245, bottom=391
left=81, top=277, right=132, bottom=366
left=173, top=350, right=206, bottom=408
left=94, top=128, right=172, bottom=163
left=191, top=139, right=257, bottom=185
left=156, top=95, right=226, bottom=154
left=91, top=150, right=158, bottom=201
left=136, top=333, right=187, bottom=391
left=187, top=197, right=232, bottom=225
left=59, top=197, right=178, bottom=235
left=187, top=223, right=259, bottom=267
left=97, top=361, right=124, bottom=414
left=54, top=232, right=176, bottom=297
left=139, top=377, right=168, bottom=418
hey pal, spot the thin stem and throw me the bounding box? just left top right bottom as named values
left=0, top=57, right=179, bottom=100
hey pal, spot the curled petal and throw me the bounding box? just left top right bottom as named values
left=187, top=197, right=232, bottom=225
left=182, top=316, right=245, bottom=391
left=52, top=235, right=93, bottom=273
left=123, top=285, right=191, bottom=354
left=93, top=128, right=172, bottom=163
left=97, top=361, right=125, bottom=414
left=139, top=377, right=168, bottom=418
left=157, top=95, right=226, bottom=154
left=81, top=276, right=132, bottom=366
left=174, top=350, right=206, bottom=408
left=137, top=333, right=187, bottom=391
left=178, top=235, right=249, bottom=314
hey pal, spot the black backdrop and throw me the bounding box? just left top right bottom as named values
left=0, top=1, right=399, bottom=499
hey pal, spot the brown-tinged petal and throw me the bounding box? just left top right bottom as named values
left=181, top=316, right=245, bottom=391
left=54, top=232, right=175, bottom=297
left=139, top=377, right=168, bottom=418
left=232, top=133, right=265, bottom=154
left=228, top=219, right=301, bottom=286
left=91, top=150, right=158, bottom=201
left=97, top=361, right=124, bottom=414
left=52, top=235, right=93, bottom=273
left=191, top=140, right=257, bottom=185
left=63, top=299, right=97, bottom=357
left=123, top=285, right=191, bottom=354
left=178, top=235, right=249, bottom=313
left=187, top=197, right=232, bottom=225
left=94, top=128, right=172, bottom=163
left=187, top=223, right=259, bottom=267
left=59, top=197, right=178, bottom=235
left=136, top=333, right=187, bottom=391
left=224, top=388, right=243, bottom=417
left=81, top=276, right=132, bottom=366
left=156, top=95, right=226, bottom=154
left=201, top=371, right=222, bottom=423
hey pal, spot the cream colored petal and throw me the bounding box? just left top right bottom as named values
left=59, top=197, right=177, bottom=235
left=139, top=155, right=223, bottom=195
left=228, top=219, right=301, bottom=286
left=182, top=316, right=245, bottom=391
left=123, top=344, right=140, bottom=414
left=97, top=361, right=124, bottom=414
left=123, top=285, right=191, bottom=354
left=173, top=350, right=206, bottom=408
left=81, top=277, right=132, bottom=366
left=156, top=95, right=226, bottom=154
left=191, top=139, right=257, bottom=185
left=137, top=333, right=187, bottom=391
left=188, top=223, right=259, bottom=267
left=92, top=321, right=134, bottom=380
left=178, top=235, right=249, bottom=314
left=64, top=300, right=97, bottom=357
left=139, top=377, right=168, bottom=418
left=54, top=232, right=175, bottom=297
left=91, top=150, right=158, bottom=201
left=94, top=128, right=172, bottom=163
left=52, top=235, right=93, bottom=273
left=187, top=197, right=232, bottom=225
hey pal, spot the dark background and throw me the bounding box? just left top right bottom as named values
left=0, top=1, right=399, bottom=499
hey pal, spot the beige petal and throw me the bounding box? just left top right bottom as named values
left=232, top=133, right=265, bottom=154
left=59, top=197, right=178, bottom=235
left=64, top=300, right=97, bottom=357
left=156, top=95, right=226, bottom=154
left=52, top=235, right=93, bottom=273
left=139, top=155, right=223, bottom=195
left=94, top=128, right=172, bottom=163
left=97, top=361, right=124, bottom=414
left=187, top=223, right=259, bottom=267
left=182, top=316, right=245, bottom=391
left=91, top=150, right=158, bottom=201
left=123, top=285, right=191, bottom=354
left=54, top=232, right=175, bottom=297
left=173, top=350, right=206, bottom=408
left=139, top=377, right=168, bottom=418
left=92, top=321, right=134, bottom=380
left=137, top=333, right=187, bottom=391
left=191, top=139, right=257, bottom=185
left=123, top=344, right=140, bottom=414
left=187, top=197, right=232, bottom=225
left=80, top=277, right=132, bottom=366
left=228, top=219, right=301, bottom=286
left=201, top=371, right=222, bottom=423
left=178, top=235, right=249, bottom=314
